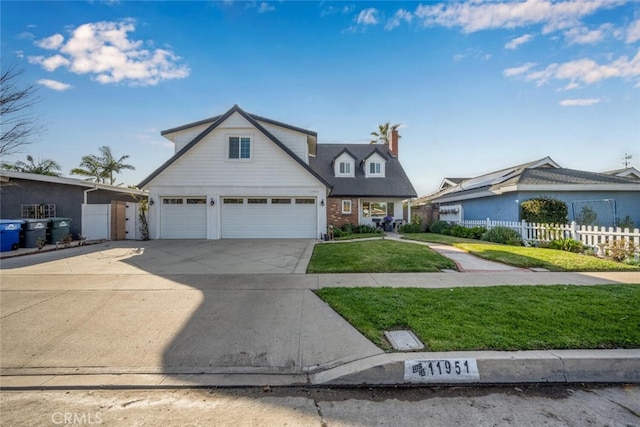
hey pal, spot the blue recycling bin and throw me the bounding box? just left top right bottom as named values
left=0, top=220, right=24, bottom=252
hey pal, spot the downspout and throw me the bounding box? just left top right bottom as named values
left=82, top=186, right=99, bottom=238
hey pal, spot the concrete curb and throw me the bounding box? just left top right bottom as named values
left=309, top=349, right=640, bottom=385
left=2, top=350, right=638, bottom=389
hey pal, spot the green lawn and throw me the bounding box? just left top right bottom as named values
left=403, top=233, right=640, bottom=272
left=334, top=233, right=383, bottom=241
left=307, top=240, right=457, bottom=273
left=316, top=285, right=640, bottom=351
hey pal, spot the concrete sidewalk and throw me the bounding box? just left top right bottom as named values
left=1, top=239, right=639, bottom=389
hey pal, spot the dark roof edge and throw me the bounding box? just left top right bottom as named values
left=160, top=113, right=317, bottom=138
left=332, top=147, right=357, bottom=162
left=139, top=105, right=331, bottom=189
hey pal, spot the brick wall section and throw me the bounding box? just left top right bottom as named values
left=327, top=197, right=359, bottom=228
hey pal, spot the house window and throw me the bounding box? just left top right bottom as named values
left=248, top=198, right=267, bottom=204
left=339, top=162, right=351, bottom=174
left=369, top=162, right=381, bottom=175
left=342, top=200, right=352, bottom=214
left=228, top=136, right=251, bottom=160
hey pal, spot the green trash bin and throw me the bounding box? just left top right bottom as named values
left=47, top=217, right=72, bottom=244
left=22, top=219, right=49, bottom=248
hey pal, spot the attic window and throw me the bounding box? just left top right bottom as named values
left=369, top=162, right=381, bottom=175
left=228, top=136, right=251, bottom=160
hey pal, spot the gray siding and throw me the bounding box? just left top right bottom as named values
left=0, top=179, right=140, bottom=237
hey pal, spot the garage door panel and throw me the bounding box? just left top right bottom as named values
left=221, top=197, right=316, bottom=238
left=161, top=197, right=207, bottom=239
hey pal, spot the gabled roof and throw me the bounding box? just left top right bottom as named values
left=429, top=157, right=640, bottom=204
left=0, top=170, right=147, bottom=196
left=363, top=147, right=389, bottom=162
left=602, top=167, right=640, bottom=180
left=138, top=105, right=331, bottom=189
left=332, top=147, right=357, bottom=162
left=309, top=144, right=417, bottom=198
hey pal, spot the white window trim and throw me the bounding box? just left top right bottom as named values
left=336, top=160, right=354, bottom=177
left=342, top=200, right=352, bottom=214
left=226, top=134, right=254, bottom=162
left=367, top=161, right=383, bottom=177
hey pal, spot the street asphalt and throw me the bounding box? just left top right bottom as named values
left=1, top=237, right=638, bottom=388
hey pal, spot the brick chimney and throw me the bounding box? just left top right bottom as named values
left=389, top=128, right=399, bottom=157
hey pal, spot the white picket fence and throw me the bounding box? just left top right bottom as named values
left=459, top=218, right=640, bottom=257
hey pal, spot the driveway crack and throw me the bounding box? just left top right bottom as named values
left=0, top=290, right=70, bottom=319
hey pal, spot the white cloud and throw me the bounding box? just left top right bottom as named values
left=258, top=2, right=275, bottom=13
left=37, top=79, right=72, bottom=91
left=357, top=8, right=379, bottom=26
left=564, top=25, right=606, bottom=45
left=35, top=33, right=64, bottom=50
left=627, top=19, right=640, bottom=43
left=414, top=0, right=615, bottom=34
left=503, top=62, right=536, bottom=77
left=506, top=50, right=640, bottom=88
left=505, top=34, right=533, bottom=50
left=559, top=98, right=601, bottom=106
left=16, top=31, right=35, bottom=40
left=385, top=9, right=412, bottom=31
left=30, top=19, right=189, bottom=86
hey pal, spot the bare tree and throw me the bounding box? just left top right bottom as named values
left=0, top=65, right=42, bottom=156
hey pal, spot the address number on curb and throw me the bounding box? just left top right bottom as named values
left=405, top=359, right=479, bottom=382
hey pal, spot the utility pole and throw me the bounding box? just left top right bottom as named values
left=623, top=153, right=632, bottom=168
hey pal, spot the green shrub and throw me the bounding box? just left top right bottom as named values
left=618, top=215, right=636, bottom=230
left=481, top=226, right=523, bottom=246
left=468, top=226, right=487, bottom=239
left=450, top=225, right=487, bottom=239
left=398, top=223, right=422, bottom=233
left=548, top=237, right=584, bottom=253
left=521, top=197, right=568, bottom=224
left=429, top=220, right=452, bottom=234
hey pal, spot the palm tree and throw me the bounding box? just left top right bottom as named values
left=370, top=122, right=401, bottom=144
left=70, top=154, right=104, bottom=182
left=98, top=146, right=135, bottom=185
left=1, top=154, right=62, bottom=176
left=70, top=146, right=135, bottom=184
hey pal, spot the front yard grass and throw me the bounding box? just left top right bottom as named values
left=316, top=285, right=640, bottom=351
left=307, top=240, right=456, bottom=273
left=403, top=233, right=640, bottom=272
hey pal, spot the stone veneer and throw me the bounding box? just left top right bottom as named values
left=327, top=197, right=359, bottom=228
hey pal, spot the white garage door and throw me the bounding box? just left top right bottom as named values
left=221, top=197, right=317, bottom=238
left=160, top=197, right=207, bottom=239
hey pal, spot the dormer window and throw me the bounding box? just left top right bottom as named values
left=334, top=150, right=356, bottom=177
left=364, top=151, right=386, bottom=178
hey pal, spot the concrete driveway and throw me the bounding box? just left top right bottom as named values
left=0, top=240, right=383, bottom=386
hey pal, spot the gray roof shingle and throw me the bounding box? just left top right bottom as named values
left=309, top=144, right=417, bottom=198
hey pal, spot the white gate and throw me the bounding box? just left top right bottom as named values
left=82, top=204, right=110, bottom=241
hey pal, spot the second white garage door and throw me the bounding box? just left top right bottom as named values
left=221, top=197, right=317, bottom=238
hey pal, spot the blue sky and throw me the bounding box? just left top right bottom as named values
left=2, top=0, right=639, bottom=195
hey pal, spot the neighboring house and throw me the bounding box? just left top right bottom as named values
left=137, top=105, right=417, bottom=239
left=309, top=132, right=417, bottom=228
left=425, top=157, right=640, bottom=227
left=0, top=170, right=146, bottom=238
left=603, top=167, right=640, bottom=180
